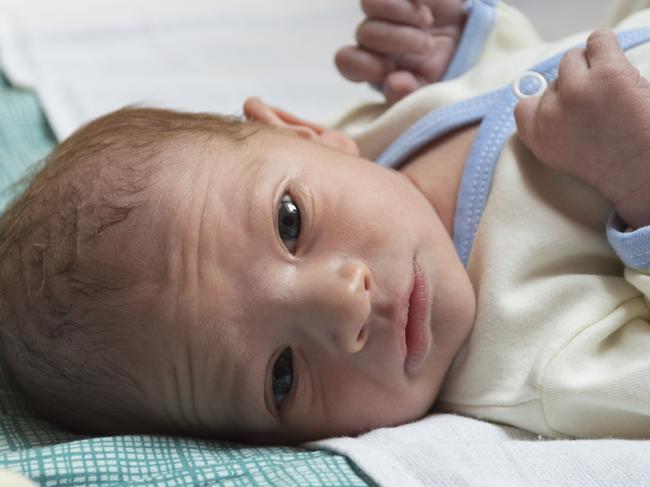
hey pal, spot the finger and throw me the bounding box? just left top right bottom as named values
left=513, top=95, right=541, bottom=150
left=335, top=46, right=396, bottom=82
left=426, top=0, right=468, bottom=27
left=361, top=0, right=433, bottom=28
left=557, top=47, right=588, bottom=95
left=357, top=19, right=434, bottom=55
left=396, top=35, right=457, bottom=82
left=585, top=29, right=624, bottom=68
left=383, top=70, right=424, bottom=104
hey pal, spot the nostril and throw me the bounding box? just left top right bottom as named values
left=363, top=267, right=373, bottom=292
left=357, top=325, right=367, bottom=345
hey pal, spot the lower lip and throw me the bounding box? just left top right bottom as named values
left=404, top=261, right=431, bottom=373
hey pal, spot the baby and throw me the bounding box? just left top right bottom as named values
left=0, top=0, right=649, bottom=445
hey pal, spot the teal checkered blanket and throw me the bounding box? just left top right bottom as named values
left=0, top=76, right=373, bottom=486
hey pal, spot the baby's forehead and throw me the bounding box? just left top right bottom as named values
left=155, top=128, right=364, bottom=228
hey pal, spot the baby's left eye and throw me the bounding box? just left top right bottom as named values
left=272, top=347, right=293, bottom=411
left=278, top=194, right=301, bottom=253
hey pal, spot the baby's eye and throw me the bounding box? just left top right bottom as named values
left=278, top=194, right=301, bottom=253
left=272, top=347, right=293, bottom=411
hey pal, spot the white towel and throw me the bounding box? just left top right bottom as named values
left=0, top=468, right=36, bottom=487
left=309, top=413, right=650, bottom=486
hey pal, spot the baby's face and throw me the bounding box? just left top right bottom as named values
left=141, top=129, right=475, bottom=443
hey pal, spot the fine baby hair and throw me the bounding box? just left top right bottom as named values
left=0, top=107, right=261, bottom=434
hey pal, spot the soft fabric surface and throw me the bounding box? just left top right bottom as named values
left=0, top=74, right=52, bottom=212
left=0, top=0, right=381, bottom=141
left=312, top=413, right=650, bottom=486
left=0, top=468, right=35, bottom=486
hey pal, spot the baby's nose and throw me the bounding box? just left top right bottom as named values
left=299, top=258, right=372, bottom=354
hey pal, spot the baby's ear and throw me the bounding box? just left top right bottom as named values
left=243, top=97, right=359, bottom=156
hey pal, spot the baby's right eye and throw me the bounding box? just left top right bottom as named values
left=278, top=194, right=301, bottom=253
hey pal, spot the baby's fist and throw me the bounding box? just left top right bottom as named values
left=336, top=0, right=466, bottom=104
left=515, top=29, right=650, bottom=228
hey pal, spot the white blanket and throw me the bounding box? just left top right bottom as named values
left=0, top=0, right=381, bottom=140
left=311, top=413, right=650, bottom=486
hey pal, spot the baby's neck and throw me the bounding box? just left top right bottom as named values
left=399, top=123, right=480, bottom=236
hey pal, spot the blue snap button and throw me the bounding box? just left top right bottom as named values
left=513, top=71, right=547, bottom=98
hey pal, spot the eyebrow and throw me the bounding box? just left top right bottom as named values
left=241, top=156, right=267, bottom=224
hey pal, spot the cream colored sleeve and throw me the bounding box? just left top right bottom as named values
left=541, top=267, right=650, bottom=439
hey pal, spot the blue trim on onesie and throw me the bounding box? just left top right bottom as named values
left=453, top=84, right=512, bottom=264
left=377, top=27, right=650, bottom=267
left=375, top=90, right=502, bottom=168
left=607, top=214, right=650, bottom=270
left=442, top=0, right=498, bottom=81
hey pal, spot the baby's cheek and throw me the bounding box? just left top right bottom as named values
left=338, top=375, right=431, bottom=427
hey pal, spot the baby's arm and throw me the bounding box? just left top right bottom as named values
left=335, top=0, right=467, bottom=104
left=515, top=29, right=650, bottom=229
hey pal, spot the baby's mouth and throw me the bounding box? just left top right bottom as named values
left=403, top=260, right=431, bottom=374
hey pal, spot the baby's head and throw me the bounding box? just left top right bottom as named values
left=0, top=100, right=475, bottom=444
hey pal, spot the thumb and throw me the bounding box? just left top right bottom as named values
left=513, top=96, right=540, bottom=149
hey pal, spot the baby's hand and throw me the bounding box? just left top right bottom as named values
left=336, top=0, right=467, bottom=104
left=515, top=29, right=650, bottom=228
